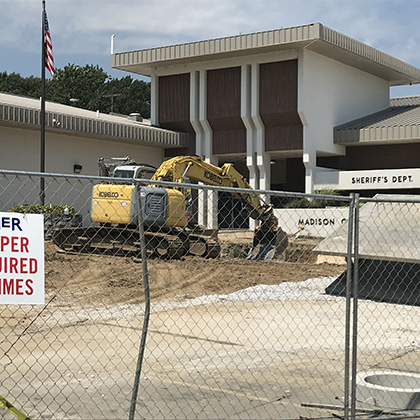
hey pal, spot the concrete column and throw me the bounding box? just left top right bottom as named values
left=241, top=64, right=258, bottom=188
left=250, top=63, right=271, bottom=203
left=298, top=50, right=314, bottom=194
left=199, top=70, right=214, bottom=161
left=190, top=71, right=203, bottom=155
left=241, top=64, right=258, bottom=230
left=189, top=71, right=205, bottom=227
left=303, top=151, right=315, bottom=194
left=196, top=69, right=218, bottom=230
left=150, top=72, right=158, bottom=126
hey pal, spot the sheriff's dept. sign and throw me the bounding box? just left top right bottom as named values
left=316, top=168, right=420, bottom=191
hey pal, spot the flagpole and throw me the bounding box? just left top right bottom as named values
left=40, top=0, right=46, bottom=206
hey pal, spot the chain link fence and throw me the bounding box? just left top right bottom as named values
left=1, top=170, right=420, bottom=420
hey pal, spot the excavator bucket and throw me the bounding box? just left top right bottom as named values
left=247, top=227, right=288, bottom=260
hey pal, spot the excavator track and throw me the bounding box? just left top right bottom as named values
left=52, top=226, right=221, bottom=259
left=188, top=235, right=221, bottom=259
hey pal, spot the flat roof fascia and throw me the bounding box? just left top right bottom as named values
left=112, top=23, right=320, bottom=76
left=112, top=23, right=420, bottom=86
left=335, top=126, right=420, bottom=144
left=314, top=25, right=420, bottom=86
left=0, top=97, right=188, bottom=149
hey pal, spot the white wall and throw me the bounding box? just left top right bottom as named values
left=299, top=50, right=390, bottom=157
left=274, top=207, right=349, bottom=237
left=298, top=50, right=389, bottom=157
left=0, top=125, right=164, bottom=224
left=298, top=49, right=390, bottom=193
left=0, top=126, right=164, bottom=174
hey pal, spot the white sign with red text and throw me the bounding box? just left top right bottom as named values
left=0, top=212, right=44, bottom=304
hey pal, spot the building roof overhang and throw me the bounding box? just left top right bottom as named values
left=0, top=93, right=188, bottom=149
left=112, top=23, right=420, bottom=86
left=335, top=96, right=420, bottom=144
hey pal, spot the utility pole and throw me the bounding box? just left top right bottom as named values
left=103, top=93, right=121, bottom=113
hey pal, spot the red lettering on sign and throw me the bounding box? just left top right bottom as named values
left=25, top=279, right=33, bottom=295
left=0, top=236, right=30, bottom=252
left=1, top=236, right=9, bottom=251
left=11, top=237, right=19, bottom=252
left=29, top=258, right=38, bottom=274
left=10, top=257, right=18, bottom=273
left=21, top=237, right=29, bottom=253
left=20, top=258, right=27, bottom=274
left=0, top=257, right=38, bottom=274
left=2, top=278, right=14, bottom=294
left=0, top=278, right=35, bottom=295
left=15, top=279, right=23, bottom=295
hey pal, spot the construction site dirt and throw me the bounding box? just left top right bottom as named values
left=43, top=237, right=345, bottom=307
left=4, top=236, right=419, bottom=419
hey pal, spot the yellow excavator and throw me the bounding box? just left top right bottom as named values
left=53, top=156, right=288, bottom=260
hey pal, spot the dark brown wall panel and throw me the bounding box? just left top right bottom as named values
left=207, top=67, right=241, bottom=119
left=265, top=125, right=303, bottom=152
left=260, top=60, right=298, bottom=115
left=207, top=67, right=246, bottom=155
left=158, top=73, right=195, bottom=156
left=213, top=129, right=247, bottom=155
left=259, top=60, right=303, bottom=151
left=317, top=143, right=420, bottom=170
left=158, top=74, right=190, bottom=123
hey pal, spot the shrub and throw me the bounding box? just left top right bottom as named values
left=284, top=190, right=347, bottom=209
left=283, top=197, right=312, bottom=209
left=9, top=203, right=79, bottom=215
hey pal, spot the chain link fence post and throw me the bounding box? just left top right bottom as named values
left=350, top=193, right=360, bottom=420
left=129, top=181, right=151, bottom=420
left=344, top=193, right=356, bottom=420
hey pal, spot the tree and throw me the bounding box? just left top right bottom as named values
left=0, top=72, right=41, bottom=98
left=0, top=66, right=151, bottom=118
left=101, top=76, right=151, bottom=118
left=47, top=64, right=110, bottom=110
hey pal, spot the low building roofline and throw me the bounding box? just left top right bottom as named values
left=0, top=93, right=188, bottom=149
left=335, top=96, right=420, bottom=144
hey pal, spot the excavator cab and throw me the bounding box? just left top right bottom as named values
left=113, top=166, right=156, bottom=180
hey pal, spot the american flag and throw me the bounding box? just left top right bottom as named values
left=44, top=11, right=55, bottom=76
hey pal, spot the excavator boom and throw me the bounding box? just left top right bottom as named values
left=152, top=156, right=288, bottom=260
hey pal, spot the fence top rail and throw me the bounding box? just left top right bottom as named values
left=0, top=168, right=353, bottom=200
left=360, top=194, right=420, bottom=204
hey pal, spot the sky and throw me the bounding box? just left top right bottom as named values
left=1, top=0, right=420, bottom=97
